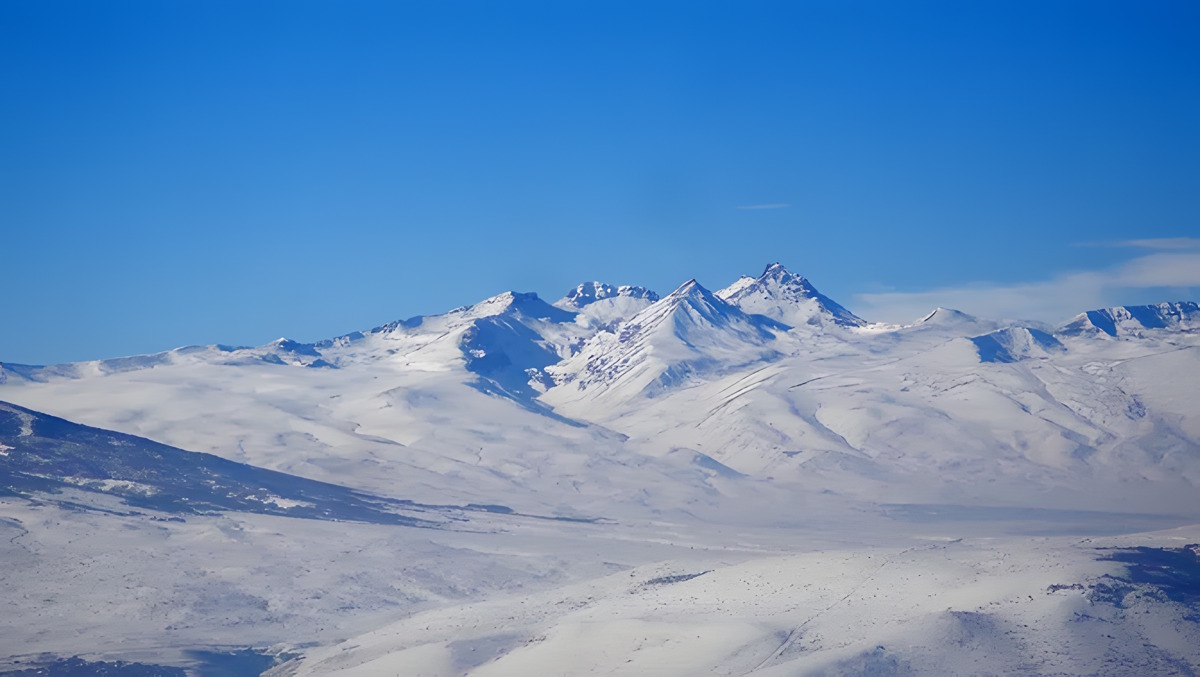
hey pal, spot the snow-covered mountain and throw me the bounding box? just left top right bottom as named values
left=2, top=264, right=1199, bottom=674
left=3, top=267, right=1198, bottom=502
left=910, top=306, right=1002, bottom=335
left=0, top=400, right=459, bottom=527
left=554, top=281, right=660, bottom=330
left=1058, top=301, right=1200, bottom=339
left=545, top=278, right=788, bottom=409
left=717, top=262, right=865, bottom=328
left=970, top=326, right=1065, bottom=363
left=556, top=281, right=659, bottom=309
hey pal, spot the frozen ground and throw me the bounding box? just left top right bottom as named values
left=276, top=526, right=1200, bottom=676
left=4, top=484, right=1198, bottom=675
left=5, top=486, right=1196, bottom=674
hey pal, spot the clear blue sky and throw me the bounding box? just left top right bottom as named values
left=3, top=1, right=1199, bottom=363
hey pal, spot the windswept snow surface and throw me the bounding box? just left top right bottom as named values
left=273, top=527, right=1200, bottom=677
left=2, top=263, right=1199, bottom=673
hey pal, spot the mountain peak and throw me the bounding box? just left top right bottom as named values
left=372, top=289, right=577, bottom=336
left=629, top=277, right=787, bottom=340
left=717, top=263, right=865, bottom=328
left=661, top=278, right=738, bottom=309
left=461, top=291, right=573, bottom=321
left=544, top=277, right=785, bottom=405
left=761, top=261, right=797, bottom=279
left=671, top=278, right=704, bottom=296
left=918, top=307, right=975, bottom=324
left=559, top=281, right=659, bottom=309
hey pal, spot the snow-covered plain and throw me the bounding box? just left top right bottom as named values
left=1, top=263, right=1198, bottom=674
left=273, top=527, right=1200, bottom=676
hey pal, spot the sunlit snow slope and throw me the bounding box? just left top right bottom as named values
left=2, top=263, right=1199, bottom=674
left=3, top=264, right=1198, bottom=515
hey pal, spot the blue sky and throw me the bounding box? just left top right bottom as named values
left=3, top=1, right=1199, bottom=363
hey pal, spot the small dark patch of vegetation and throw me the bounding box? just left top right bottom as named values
left=639, top=571, right=711, bottom=589
left=1047, top=582, right=1085, bottom=593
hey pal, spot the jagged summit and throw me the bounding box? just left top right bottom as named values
left=555, top=282, right=660, bottom=329
left=650, top=278, right=779, bottom=331
left=657, top=277, right=787, bottom=324
left=558, top=282, right=659, bottom=309
left=716, top=262, right=865, bottom=328
left=1058, top=302, right=1200, bottom=339
left=619, top=277, right=788, bottom=340
left=544, top=277, right=786, bottom=406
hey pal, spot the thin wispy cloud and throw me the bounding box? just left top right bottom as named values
left=1075, top=237, right=1200, bottom=250
left=736, top=203, right=789, bottom=210
left=854, top=249, right=1200, bottom=324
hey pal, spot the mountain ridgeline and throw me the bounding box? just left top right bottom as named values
left=1, top=262, right=1198, bottom=515
left=9, top=262, right=1191, bottom=396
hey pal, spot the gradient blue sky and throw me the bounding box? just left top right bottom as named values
left=3, top=1, right=1199, bottom=363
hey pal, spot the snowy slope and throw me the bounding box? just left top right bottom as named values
left=1058, top=301, right=1200, bottom=339
left=2, top=266, right=1200, bottom=672
left=554, top=281, right=660, bottom=328
left=0, top=290, right=741, bottom=523
left=2, top=275, right=1198, bottom=515
left=332, top=290, right=581, bottom=397
left=547, top=320, right=1200, bottom=510
left=717, top=262, right=865, bottom=328
left=0, top=338, right=334, bottom=382
left=970, top=326, right=1066, bottom=363
left=910, top=306, right=1003, bottom=335
left=276, top=528, right=1200, bottom=676
left=544, top=279, right=789, bottom=411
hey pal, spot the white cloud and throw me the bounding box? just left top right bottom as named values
left=1112, top=252, right=1200, bottom=287
left=1117, top=237, right=1200, bottom=250
left=1077, top=237, right=1200, bottom=250
left=854, top=250, right=1200, bottom=325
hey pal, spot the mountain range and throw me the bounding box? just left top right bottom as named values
left=1, top=263, right=1198, bottom=674
left=3, top=263, right=1199, bottom=513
